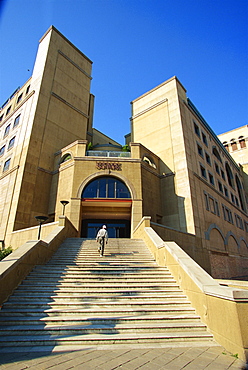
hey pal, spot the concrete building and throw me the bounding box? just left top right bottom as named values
left=0, top=26, right=247, bottom=279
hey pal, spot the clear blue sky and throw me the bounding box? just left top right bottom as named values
left=0, top=0, right=247, bottom=144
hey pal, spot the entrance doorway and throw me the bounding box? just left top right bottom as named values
left=81, top=219, right=130, bottom=238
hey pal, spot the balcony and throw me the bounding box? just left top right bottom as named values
left=86, top=151, right=131, bottom=158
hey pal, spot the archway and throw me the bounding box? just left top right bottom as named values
left=80, top=176, right=132, bottom=238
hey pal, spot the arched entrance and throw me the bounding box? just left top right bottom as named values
left=80, top=176, right=132, bottom=238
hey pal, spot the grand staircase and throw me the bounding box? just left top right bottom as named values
left=0, top=238, right=216, bottom=350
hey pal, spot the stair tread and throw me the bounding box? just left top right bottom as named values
left=0, top=331, right=213, bottom=341
left=0, top=237, right=215, bottom=348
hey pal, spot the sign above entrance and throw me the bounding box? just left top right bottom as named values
left=96, top=162, right=122, bottom=171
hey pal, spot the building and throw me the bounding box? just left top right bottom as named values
left=0, top=26, right=247, bottom=279
left=218, top=126, right=248, bottom=197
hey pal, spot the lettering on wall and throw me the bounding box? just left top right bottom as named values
left=96, top=162, right=122, bottom=171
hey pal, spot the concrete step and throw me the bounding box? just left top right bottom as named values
left=8, top=293, right=187, bottom=301
left=0, top=313, right=202, bottom=326
left=0, top=331, right=214, bottom=347
left=2, top=299, right=191, bottom=310
left=0, top=306, right=197, bottom=317
left=0, top=237, right=215, bottom=348
left=0, top=322, right=208, bottom=336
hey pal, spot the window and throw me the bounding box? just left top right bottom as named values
left=209, top=172, right=215, bottom=186
left=222, top=205, right=233, bottom=224
left=215, top=162, right=220, bottom=175
left=225, top=163, right=234, bottom=188
left=221, top=169, right=226, bottom=181
left=224, top=187, right=229, bottom=198
left=223, top=141, right=229, bottom=152
left=197, top=143, right=203, bottom=157
left=8, top=136, right=15, bottom=150
left=13, top=114, right=21, bottom=128
left=142, top=156, right=156, bottom=168
left=26, top=85, right=30, bottom=95
left=235, top=214, right=244, bottom=230
left=202, top=132, right=208, bottom=146
left=204, top=191, right=220, bottom=216
left=245, top=221, right=248, bottom=233
left=17, top=93, right=23, bottom=104
left=235, top=174, right=246, bottom=211
left=0, top=114, right=3, bottom=122
left=230, top=139, right=237, bottom=151
left=200, top=164, right=207, bottom=179
left=3, top=158, right=10, bottom=172
left=6, top=106, right=11, bottom=116
left=204, top=192, right=209, bottom=211
left=82, top=176, right=131, bottom=199
left=0, top=145, right=5, bottom=156
left=60, top=153, right=72, bottom=163
left=213, top=147, right=222, bottom=163
left=239, top=136, right=246, bottom=148
left=205, top=152, right=211, bottom=165
left=218, top=181, right=223, bottom=193
left=231, top=193, right=235, bottom=204
left=194, top=122, right=200, bottom=137
left=3, top=124, right=11, bottom=138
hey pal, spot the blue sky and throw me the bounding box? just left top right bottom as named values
left=0, top=0, right=247, bottom=144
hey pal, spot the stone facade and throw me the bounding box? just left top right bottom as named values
left=0, top=26, right=247, bottom=279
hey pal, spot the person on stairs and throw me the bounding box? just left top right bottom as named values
left=96, top=225, right=108, bottom=257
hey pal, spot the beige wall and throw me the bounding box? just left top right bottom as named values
left=218, top=125, right=248, bottom=166
left=131, top=77, right=196, bottom=234
left=1, top=26, right=93, bottom=247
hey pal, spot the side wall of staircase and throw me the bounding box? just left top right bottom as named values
left=0, top=216, right=77, bottom=305
left=133, top=216, right=248, bottom=362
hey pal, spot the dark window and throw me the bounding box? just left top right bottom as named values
left=204, top=192, right=209, bottom=211
left=17, top=93, right=23, bottom=104
left=82, top=177, right=131, bottom=199
left=209, top=172, right=215, bottom=186
left=239, top=136, right=246, bottom=148
left=225, top=163, right=234, bottom=188
left=222, top=205, right=233, bottom=224
left=218, top=181, right=223, bottom=193
left=236, top=174, right=246, bottom=211
left=3, top=158, right=10, bottom=172
left=0, top=145, right=5, bottom=156
left=0, top=114, right=3, bottom=122
left=26, top=85, right=30, bottom=95
left=224, top=187, right=229, bottom=198
left=3, top=124, right=11, bottom=138
left=204, top=191, right=220, bottom=216
left=221, top=169, right=226, bottom=181
left=231, top=193, right=235, bottom=203
left=202, top=132, right=208, bottom=146
left=194, top=122, right=200, bottom=137
left=223, top=141, right=229, bottom=152
left=197, top=143, right=203, bottom=157
left=245, top=222, right=248, bottom=233
left=13, top=114, right=21, bottom=128
left=213, top=147, right=222, bottom=163
left=60, top=153, right=72, bottom=163
left=205, top=152, right=211, bottom=165
left=6, top=106, right=11, bottom=116
left=200, top=164, right=207, bottom=179
left=8, top=136, right=15, bottom=150
left=215, top=162, right=220, bottom=175
left=235, top=214, right=244, bottom=230
left=230, top=139, right=237, bottom=151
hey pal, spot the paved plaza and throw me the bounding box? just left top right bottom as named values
left=0, top=344, right=246, bottom=369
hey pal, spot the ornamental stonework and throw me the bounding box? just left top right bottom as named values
left=96, top=162, right=122, bottom=171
